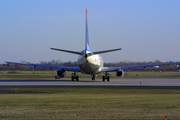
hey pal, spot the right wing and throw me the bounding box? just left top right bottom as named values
left=5, top=61, right=81, bottom=72
left=100, top=62, right=176, bottom=72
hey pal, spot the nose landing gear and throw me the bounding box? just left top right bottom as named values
left=92, top=75, right=95, bottom=81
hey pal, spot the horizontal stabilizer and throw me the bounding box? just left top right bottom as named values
left=50, top=48, right=83, bottom=55
left=92, top=48, right=122, bottom=55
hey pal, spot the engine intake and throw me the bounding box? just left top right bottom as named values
left=57, top=69, right=67, bottom=78
left=116, top=70, right=124, bottom=77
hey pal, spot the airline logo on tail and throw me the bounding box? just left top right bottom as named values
left=86, top=9, right=90, bottom=50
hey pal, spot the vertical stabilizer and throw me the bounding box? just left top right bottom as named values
left=85, top=9, right=90, bottom=50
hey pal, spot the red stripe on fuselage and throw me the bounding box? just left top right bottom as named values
left=86, top=9, right=88, bottom=24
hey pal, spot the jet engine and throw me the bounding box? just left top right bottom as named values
left=116, top=69, right=124, bottom=77
left=57, top=69, right=67, bottom=78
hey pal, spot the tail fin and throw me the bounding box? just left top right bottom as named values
left=85, top=9, right=90, bottom=50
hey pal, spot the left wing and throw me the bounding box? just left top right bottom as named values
left=5, top=61, right=81, bottom=72
left=100, top=62, right=176, bottom=72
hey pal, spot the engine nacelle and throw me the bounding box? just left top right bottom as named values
left=57, top=69, right=67, bottom=78
left=116, top=69, right=124, bottom=77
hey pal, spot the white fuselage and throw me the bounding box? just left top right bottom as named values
left=78, top=50, right=103, bottom=75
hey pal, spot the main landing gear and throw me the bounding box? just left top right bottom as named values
left=102, top=72, right=110, bottom=82
left=92, top=75, right=95, bottom=81
left=71, top=72, right=79, bottom=81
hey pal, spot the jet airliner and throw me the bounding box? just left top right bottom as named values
left=5, top=9, right=175, bottom=81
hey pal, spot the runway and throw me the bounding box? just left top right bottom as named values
left=0, top=78, right=180, bottom=89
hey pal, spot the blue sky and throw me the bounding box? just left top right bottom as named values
left=0, top=0, right=180, bottom=63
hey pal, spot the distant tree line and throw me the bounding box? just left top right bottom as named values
left=0, top=59, right=179, bottom=71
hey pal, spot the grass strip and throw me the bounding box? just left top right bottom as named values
left=0, top=89, right=180, bottom=119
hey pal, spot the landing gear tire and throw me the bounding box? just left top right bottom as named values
left=92, top=75, right=95, bottom=81
left=71, top=72, right=79, bottom=81
left=71, top=76, right=74, bottom=81
left=107, top=76, right=110, bottom=82
left=102, top=76, right=105, bottom=82
left=71, top=75, right=79, bottom=81
left=102, top=72, right=110, bottom=82
left=76, top=76, right=79, bottom=81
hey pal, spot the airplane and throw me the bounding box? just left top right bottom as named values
left=5, top=9, right=175, bottom=82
